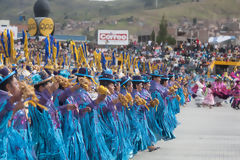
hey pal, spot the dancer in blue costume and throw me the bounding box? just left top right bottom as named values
left=98, top=70, right=132, bottom=160
left=176, top=76, right=186, bottom=106
left=159, top=75, right=177, bottom=140
left=0, top=67, right=35, bottom=159
left=52, top=70, right=90, bottom=160
left=120, top=76, right=143, bottom=155
left=131, top=75, right=159, bottom=153
left=72, top=68, right=113, bottom=160
left=168, top=73, right=180, bottom=115
left=141, top=74, right=162, bottom=141
left=29, top=70, right=67, bottom=160
left=183, top=76, right=192, bottom=102
left=119, top=76, right=137, bottom=157
left=114, top=75, right=134, bottom=159
left=11, top=107, right=36, bottom=159
left=150, top=70, right=175, bottom=141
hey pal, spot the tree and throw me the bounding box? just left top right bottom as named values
left=156, top=15, right=176, bottom=45
left=151, top=29, right=155, bottom=41
left=166, top=35, right=176, bottom=45
left=156, top=15, right=168, bottom=44
left=193, top=18, right=197, bottom=25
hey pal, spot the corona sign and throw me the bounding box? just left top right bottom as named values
left=28, top=18, right=37, bottom=36
left=39, top=18, right=54, bottom=36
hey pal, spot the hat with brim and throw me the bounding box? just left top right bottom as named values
left=120, top=76, right=131, bottom=87
left=99, top=69, right=115, bottom=82
left=0, top=67, right=16, bottom=85
left=99, top=74, right=116, bottom=83
left=32, top=71, right=52, bottom=86
left=115, top=79, right=121, bottom=82
left=168, top=73, right=175, bottom=78
left=114, top=74, right=121, bottom=83
left=151, top=70, right=164, bottom=77
left=161, top=74, right=170, bottom=80
left=161, top=77, right=169, bottom=80
left=72, top=68, right=78, bottom=75
left=75, top=68, right=93, bottom=78
left=142, top=74, right=151, bottom=83
left=58, top=69, right=71, bottom=78
left=132, top=75, right=145, bottom=83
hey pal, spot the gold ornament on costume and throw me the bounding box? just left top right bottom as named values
left=19, top=81, right=47, bottom=110
left=53, top=75, right=72, bottom=89
left=118, top=93, right=128, bottom=107
left=176, top=95, right=181, bottom=102
left=45, top=59, right=54, bottom=70
left=97, top=85, right=110, bottom=95
left=168, top=86, right=176, bottom=94
left=134, top=95, right=149, bottom=110
left=125, top=92, right=133, bottom=106
left=19, top=81, right=38, bottom=101
left=32, top=65, right=41, bottom=72
left=149, top=98, right=159, bottom=107
left=174, top=82, right=181, bottom=88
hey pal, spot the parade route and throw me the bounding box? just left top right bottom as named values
left=134, top=100, right=240, bottom=160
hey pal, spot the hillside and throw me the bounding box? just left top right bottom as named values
left=1, top=0, right=240, bottom=36
left=0, top=0, right=189, bottom=22
left=92, top=0, right=240, bottom=36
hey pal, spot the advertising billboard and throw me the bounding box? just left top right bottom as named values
left=98, top=30, right=128, bottom=45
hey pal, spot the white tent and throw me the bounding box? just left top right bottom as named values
left=208, top=36, right=236, bottom=44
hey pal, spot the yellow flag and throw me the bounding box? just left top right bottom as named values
left=60, top=56, right=64, bottom=68
left=148, top=61, right=152, bottom=73
left=10, top=30, right=16, bottom=63
left=97, top=51, right=102, bottom=72
left=132, top=57, right=137, bottom=71
left=136, top=59, right=139, bottom=70
left=70, top=41, right=79, bottom=66
left=5, top=57, right=9, bottom=65
left=3, top=30, right=9, bottom=58
left=119, top=53, right=123, bottom=71
left=143, top=61, right=145, bottom=73
left=90, top=60, right=93, bottom=69
left=52, top=45, right=57, bottom=65
left=37, top=53, right=40, bottom=66
left=0, top=54, right=3, bottom=65
left=74, top=43, right=78, bottom=65
left=124, top=54, right=128, bottom=68
left=93, top=50, right=98, bottom=69
left=78, top=45, right=87, bottom=66
left=126, top=54, right=130, bottom=70
left=24, top=30, right=29, bottom=62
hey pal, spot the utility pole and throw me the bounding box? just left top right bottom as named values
left=156, top=0, right=158, bottom=9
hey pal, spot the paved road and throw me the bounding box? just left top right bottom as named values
left=134, top=100, right=240, bottom=160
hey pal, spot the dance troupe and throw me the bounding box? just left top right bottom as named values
left=0, top=30, right=239, bottom=159
left=192, top=67, right=240, bottom=109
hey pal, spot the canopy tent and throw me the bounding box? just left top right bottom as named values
left=208, top=36, right=236, bottom=44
